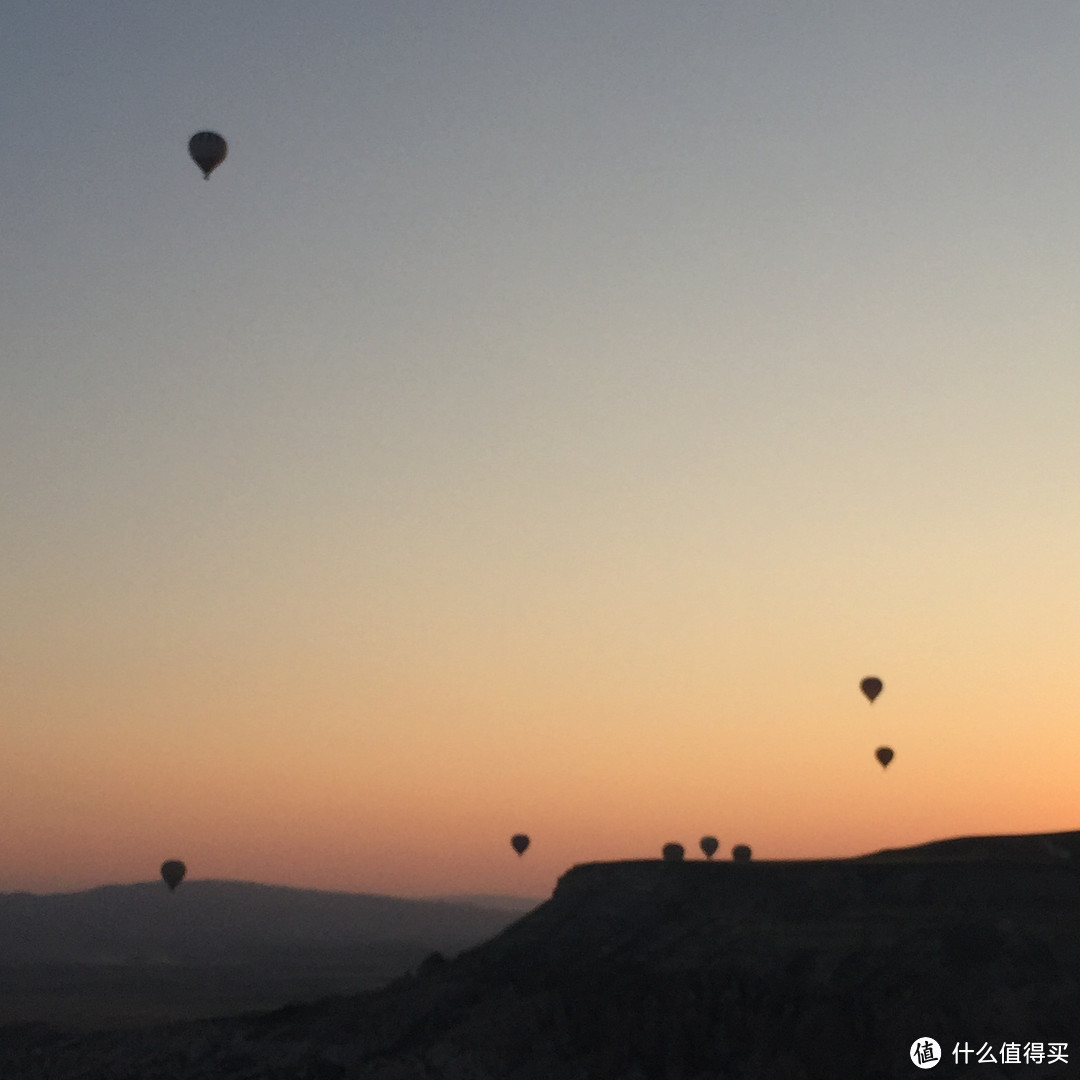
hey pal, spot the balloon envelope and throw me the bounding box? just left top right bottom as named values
left=160, top=860, right=186, bottom=891
left=189, top=131, right=227, bottom=179
left=875, top=746, right=894, bottom=769
left=731, top=844, right=752, bottom=863
left=699, top=836, right=719, bottom=859
left=662, top=842, right=685, bottom=862
left=510, top=834, right=530, bottom=856
left=860, top=677, right=883, bottom=703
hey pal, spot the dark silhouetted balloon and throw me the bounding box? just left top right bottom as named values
left=732, top=844, right=752, bottom=863
left=700, top=836, right=719, bottom=860
left=662, top=842, right=685, bottom=862
left=189, top=131, right=227, bottom=179
left=511, top=834, right=530, bottom=856
left=875, top=746, right=894, bottom=769
left=860, top=677, right=883, bottom=703
left=160, top=860, right=186, bottom=891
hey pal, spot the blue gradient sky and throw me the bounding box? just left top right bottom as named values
left=2, top=2, right=1079, bottom=895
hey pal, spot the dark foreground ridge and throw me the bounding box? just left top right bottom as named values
left=2, top=830, right=1078, bottom=1078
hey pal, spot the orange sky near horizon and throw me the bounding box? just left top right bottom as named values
left=6, top=599, right=1077, bottom=895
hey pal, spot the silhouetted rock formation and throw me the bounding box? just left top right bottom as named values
left=2, top=830, right=1078, bottom=1078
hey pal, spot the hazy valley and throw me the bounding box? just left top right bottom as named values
left=0, top=883, right=536, bottom=1030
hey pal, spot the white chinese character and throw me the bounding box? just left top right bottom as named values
left=976, top=1043, right=997, bottom=1063
left=1000, top=1043, right=1021, bottom=1064
left=953, top=1043, right=973, bottom=1065
left=1047, top=1043, right=1068, bottom=1064
left=910, top=1038, right=941, bottom=1069
left=1024, top=1042, right=1045, bottom=1064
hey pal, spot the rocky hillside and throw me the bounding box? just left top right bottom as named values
left=2, top=830, right=1078, bottom=1078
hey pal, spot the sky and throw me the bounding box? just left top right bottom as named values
left=2, top=1, right=1079, bottom=897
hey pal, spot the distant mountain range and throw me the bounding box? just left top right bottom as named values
left=0, top=883, right=539, bottom=1029
left=0, top=882, right=542, bottom=965
left=1, top=831, right=1078, bottom=1078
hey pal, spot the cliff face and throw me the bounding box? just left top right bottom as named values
left=2, top=832, right=1079, bottom=1079
left=444, top=848, right=1080, bottom=1078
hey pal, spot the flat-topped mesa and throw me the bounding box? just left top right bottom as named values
left=550, top=831, right=1080, bottom=913
left=462, top=834, right=1080, bottom=988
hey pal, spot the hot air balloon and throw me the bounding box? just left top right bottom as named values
left=860, top=677, right=883, bottom=703
left=189, top=131, right=227, bottom=179
left=160, top=860, right=186, bottom=891
left=731, top=844, right=752, bottom=863
left=510, top=834, right=530, bottom=856
left=875, top=746, right=894, bottom=769
left=662, top=843, right=685, bottom=862
left=699, top=836, right=719, bottom=860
